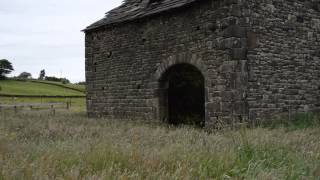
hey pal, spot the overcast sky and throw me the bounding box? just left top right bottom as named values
left=0, top=0, right=122, bottom=83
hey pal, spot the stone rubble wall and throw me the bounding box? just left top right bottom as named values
left=85, top=0, right=320, bottom=127
left=85, top=0, right=249, bottom=126
left=244, top=0, right=320, bottom=122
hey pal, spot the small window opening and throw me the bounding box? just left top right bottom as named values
left=94, top=62, right=97, bottom=72
left=107, top=51, right=113, bottom=58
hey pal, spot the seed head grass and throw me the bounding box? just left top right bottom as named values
left=0, top=111, right=319, bottom=179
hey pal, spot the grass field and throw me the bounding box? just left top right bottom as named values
left=0, top=80, right=84, bottom=96
left=0, top=111, right=319, bottom=179
left=0, top=97, right=86, bottom=112
left=30, top=80, right=85, bottom=92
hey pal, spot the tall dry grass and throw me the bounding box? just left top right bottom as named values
left=0, top=111, right=319, bottom=179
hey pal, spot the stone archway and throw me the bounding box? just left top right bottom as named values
left=159, top=63, right=205, bottom=126
left=155, top=54, right=208, bottom=127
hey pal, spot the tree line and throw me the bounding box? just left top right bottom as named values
left=0, top=59, right=73, bottom=84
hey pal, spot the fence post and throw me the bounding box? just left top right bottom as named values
left=14, top=106, right=18, bottom=114
left=51, top=105, right=55, bottom=116
left=66, top=102, right=70, bottom=110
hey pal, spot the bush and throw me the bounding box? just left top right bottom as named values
left=45, top=76, right=70, bottom=84
left=17, top=72, right=32, bottom=79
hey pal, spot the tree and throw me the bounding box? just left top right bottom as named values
left=18, top=72, right=32, bottom=79
left=39, top=69, right=45, bottom=80
left=45, top=76, right=60, bottom=82
left=0, top=59, right=14, bottom=79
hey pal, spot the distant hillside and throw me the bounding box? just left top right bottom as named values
left=0, top=80, right=85, bottom=96
left=29, top=80, right=86, bottom=93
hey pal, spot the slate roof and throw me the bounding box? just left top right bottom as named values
left=84, top=0, right=199, bottom=31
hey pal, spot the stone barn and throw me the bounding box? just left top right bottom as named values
left=84, top=0, right=320, bottom=128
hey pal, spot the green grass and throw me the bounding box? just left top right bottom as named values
left=0, top=97, right=86, bottom=112
left=258, top=113, right=320, bottom=131
left=0, top=111, right=319, bottom=179
left=0, top=80, right=84, bottom=96
left=30, top=80, right=86, bottom=92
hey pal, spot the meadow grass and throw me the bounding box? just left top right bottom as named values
left=29, top=80, right=86, bottom=92
left=0, top=80, right=84, bottom=96
left=0, top=97, right=86, bottom=112
left=0, top=110, right=319, bottom=179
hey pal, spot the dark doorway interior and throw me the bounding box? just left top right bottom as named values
left=160, top=64, right=205, bottom=127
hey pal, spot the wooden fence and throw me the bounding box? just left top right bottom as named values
left=0, top=102, right=71, bottom=115
left=0, top=94, right=85, bottom=98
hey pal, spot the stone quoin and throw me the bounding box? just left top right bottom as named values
left=84, top=0, right=320, bottom=128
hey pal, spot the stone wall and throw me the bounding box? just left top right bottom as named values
left=243, top=0, right=320, bottom=122
left=85, top=0, right=320, bottom=127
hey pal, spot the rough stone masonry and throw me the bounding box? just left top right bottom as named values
left=84, top=0, right=320, bottom=128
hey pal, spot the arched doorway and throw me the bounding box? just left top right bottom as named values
left=158, top=63, right=205, bottom=127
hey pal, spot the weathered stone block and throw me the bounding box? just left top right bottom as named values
left=223, top=25, right=247, bottom=38
left=231, top=48, right=247, bottom=60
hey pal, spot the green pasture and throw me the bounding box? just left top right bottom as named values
left=0, top=80, right=84, bottom=96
